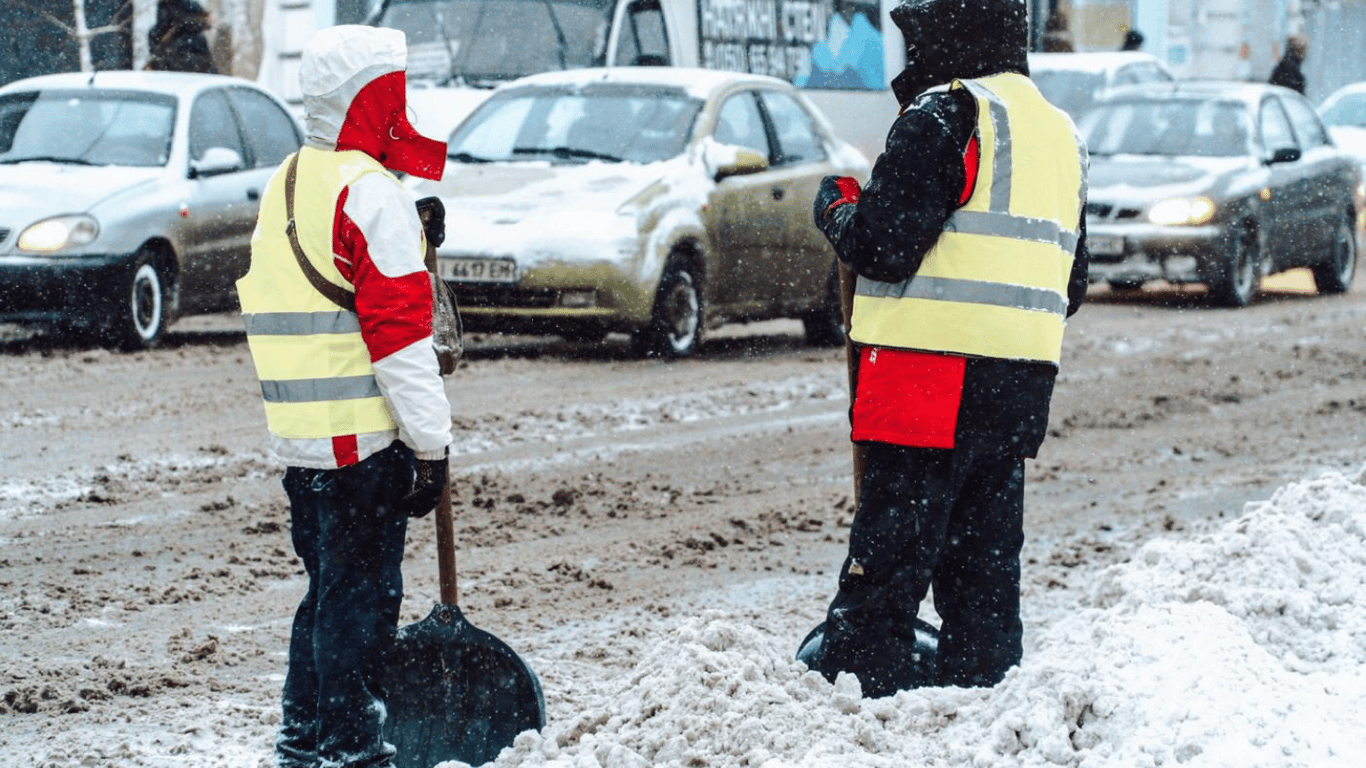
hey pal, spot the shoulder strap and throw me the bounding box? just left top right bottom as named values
left=285, top=153, right=356, bottom=313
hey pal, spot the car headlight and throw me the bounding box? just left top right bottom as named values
left=17, top=214, right=100, bottom=253
left=1148, top=197, right=1216, bottom=226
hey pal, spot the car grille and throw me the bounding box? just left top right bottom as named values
left=1086, top=202, right=1144, bottom=221
left=0, top=227, right=9, bottom=245
left=452, top=284, right=558, bottom=309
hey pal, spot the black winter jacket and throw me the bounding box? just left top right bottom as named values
left=820, top=87, right=1089, bottom=459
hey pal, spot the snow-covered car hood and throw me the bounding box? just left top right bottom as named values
left=411, top=156, right=707, bottom=266
left=0, top=163, right=159, bottom=225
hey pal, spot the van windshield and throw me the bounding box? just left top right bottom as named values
left=373, top=0, right=617, bottom=86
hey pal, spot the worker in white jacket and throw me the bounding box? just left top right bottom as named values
left=237, top=24, right=452, bottom=768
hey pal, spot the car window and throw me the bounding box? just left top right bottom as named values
left=1116, top=62, right=1170, bottom=85
left=1083, top=98, right=1248, bottom=158
left=1259, top=98, right=1298, bottom=155
left=225, top=87, right=299, bottom=167
left=189, top=88, right=246, bottom=165
left=447, top=85, right=698, bottom=164
left=713, top=92, right=771, bottom=158
left=0, top=89, right=174, bottom=167
left=757, top=90, right=825, bottom=167
left=1320, top=93, right=1366, bottom=128
left=1279, top=94, right=1330, bottom=149
left=1032, top=69, right=1103, bottom=120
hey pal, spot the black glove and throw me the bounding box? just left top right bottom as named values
left=416, top=196, right=446, bottom=248
left=812, top=175, right=861, bottom=227
left=402, top=456, right=448, bottom=518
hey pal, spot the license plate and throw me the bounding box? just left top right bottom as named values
left=439, top=257, right=517, bottom=283
left=1088, top=235, right=1125, bottom=256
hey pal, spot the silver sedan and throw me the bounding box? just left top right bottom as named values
left=0, top=71, right=302, bottom=349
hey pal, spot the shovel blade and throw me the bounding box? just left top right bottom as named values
left=384, top=603, right=545, bottom=768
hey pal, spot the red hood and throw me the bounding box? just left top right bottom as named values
left=336, top=70, right=445, bottom=181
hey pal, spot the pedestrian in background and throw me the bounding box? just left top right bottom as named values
left=236, top=24, right=453, bottom=768
left=146, top=0, right=217, bottom=74
left=1041, top=7, right=1074, bottom=53
left=800, top=0, right=1089, bottom=697
left=1121, top=28, right=1145, bottom=51
left=1269, top=34, right=1309, bottom=95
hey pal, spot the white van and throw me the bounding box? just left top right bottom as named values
left=366, top=0, right=906, bottom=160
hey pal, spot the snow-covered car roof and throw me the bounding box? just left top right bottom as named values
left=491, top=66, right=794, bottom=101
left=1028, top=51, right=1170, bottom=76
left=1101, top=79, right=1303, bottom=107
left=0, top=69, right=258, bottom=101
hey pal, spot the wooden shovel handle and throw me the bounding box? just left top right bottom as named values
left=838, top=261, right=866, bottom=503
left=433, top=464, right=458, bottom=605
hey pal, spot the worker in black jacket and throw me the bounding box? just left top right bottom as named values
left=801, top=0, right=1090, bottom=697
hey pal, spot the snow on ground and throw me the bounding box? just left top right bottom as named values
left=473, top=465, right=1366, bottom=768
left=16, top=466, right=1366, bottom=767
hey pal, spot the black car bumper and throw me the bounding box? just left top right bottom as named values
left=0, top=253, right=132, bottom=326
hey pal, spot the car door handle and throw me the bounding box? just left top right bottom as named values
left=771, top=187, right=784, bottom=200
left=247, top=188, right=260, bottom=201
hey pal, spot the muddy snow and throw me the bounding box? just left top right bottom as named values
left=3, top=277, right=1365, bottom=767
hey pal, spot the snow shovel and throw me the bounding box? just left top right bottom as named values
left=795, top=262, right=940, bottom=684
left=383, top=472, right=546, bottom=768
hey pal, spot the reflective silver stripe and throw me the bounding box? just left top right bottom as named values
left=987, top=96, right=1012, bottom=210
left=856, top=274, right=1069, bottom=316
left=242, top=311, right=360, bottom=336
left=946, top=209, right=1079, bottom=253
left=260, top=375, right=382, bottom=403
left=959, top=79, right=1013, bottom=210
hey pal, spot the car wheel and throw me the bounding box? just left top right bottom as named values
left=632, top=255, right=702, bottom=359
left=104, top=248, right=167, bottom=351
left=802, top=262, right=845, bottom=347
left=1310, top=218, right=1357, bottom=294
left=1209, top=225, right=1259, bottom=308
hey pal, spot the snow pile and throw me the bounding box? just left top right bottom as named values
left=469, top=467, right=1366, bottom=768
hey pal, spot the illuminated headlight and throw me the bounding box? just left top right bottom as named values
left=17, top=215, right=100, bottom=252
left=1148, top=197, right=1215, bottom=226
left=560, top=290, right=598, bottom=308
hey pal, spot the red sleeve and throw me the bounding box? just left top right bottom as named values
left=334, top=189, right=434, bottom=362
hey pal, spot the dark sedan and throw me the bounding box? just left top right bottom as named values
left=1080, top=81, right=1361, bottom=306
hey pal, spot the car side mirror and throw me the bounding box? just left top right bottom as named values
left=706, top=143, right=769, bottom=181
left=190, top=146, right=245, bottom=178
left=1267, top=146, right=1302, bottom=164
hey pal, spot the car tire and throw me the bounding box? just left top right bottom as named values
left=802, top=262, right=845, bottom=347
left=103, top=248, right=168, bottom=351
left=1107, top=279, right=1145, bottom=292
left=632, top=255, right=702, bottom=359
left=1310, top=218, right=1357, bottom=295
left=1209, top=225, right=1259, bottom=308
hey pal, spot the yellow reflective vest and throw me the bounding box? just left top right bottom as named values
left=850, top=73, right=1086, bottom=365
left=237, top=148, right=400, bottom=445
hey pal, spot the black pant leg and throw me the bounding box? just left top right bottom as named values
left=931, top=453, right=1025, bottom=687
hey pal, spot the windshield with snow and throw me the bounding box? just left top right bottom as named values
left=448, top=83, right=700, bottom=164
left=373, top=0, right=618, bottom=86
left=1082, top=99, right=1250, bottom=158
left=0, top=89, right=175, bottom=167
